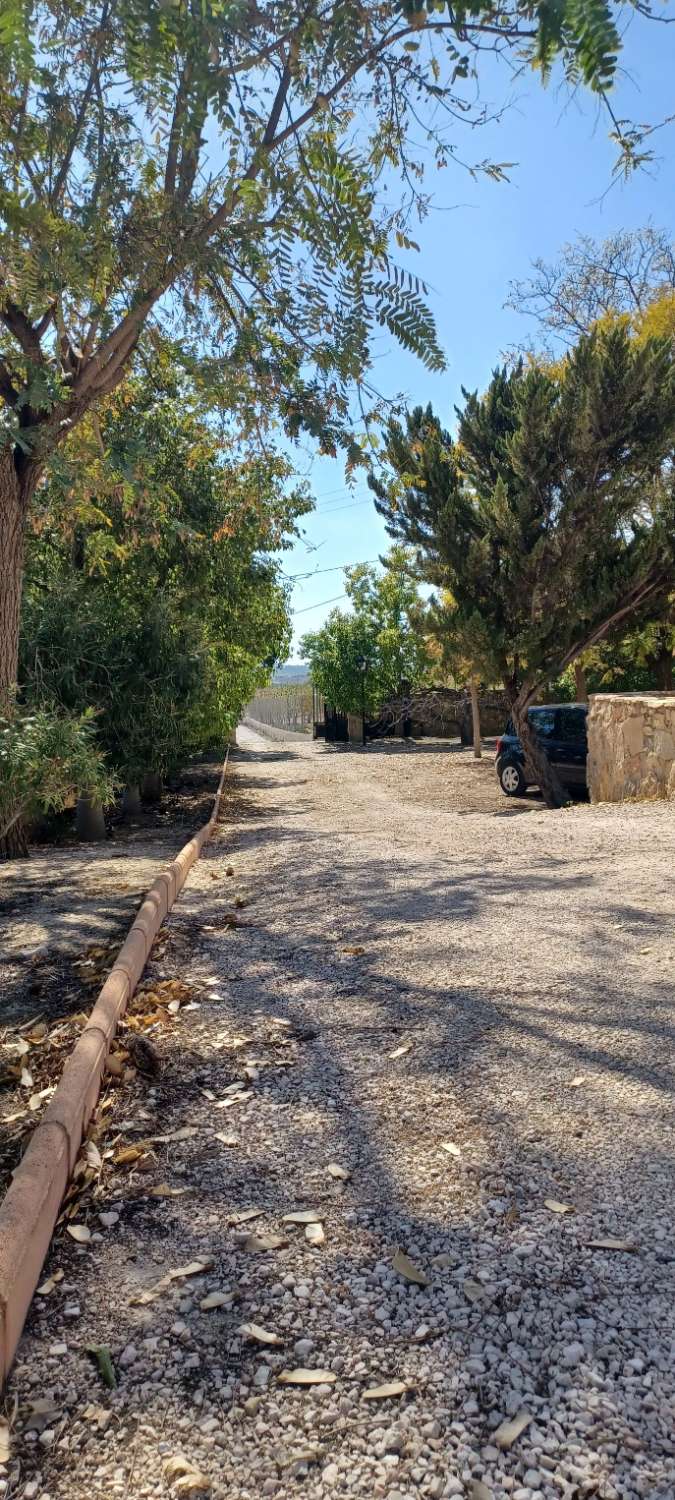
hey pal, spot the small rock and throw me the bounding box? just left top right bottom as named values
left=322, top=1463, right=339, bottom=1485
left=118, top=1344, right=138, bottom=1368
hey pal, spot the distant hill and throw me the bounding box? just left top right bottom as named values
left=273, top=664, right=310, bottom=684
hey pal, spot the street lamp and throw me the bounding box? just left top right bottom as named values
left=356, top=655, right=369, bottom=747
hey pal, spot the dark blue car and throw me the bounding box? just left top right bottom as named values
left=495, top=703, right=588, bottom=797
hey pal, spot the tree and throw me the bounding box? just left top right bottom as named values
left=300, top=549, right=430, bottom=719
left=371, top=324, right=675, bottom=807
left=0, top=0, right=655, bottom=709
left=507, top=225, right=675, bottom=347
left=20, top=367, right=306, bottom=787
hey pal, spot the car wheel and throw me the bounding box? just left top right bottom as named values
left=499, top=761, right=527, bottom=797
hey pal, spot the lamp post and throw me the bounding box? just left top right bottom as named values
left=357, top=655, right=369, bottom=747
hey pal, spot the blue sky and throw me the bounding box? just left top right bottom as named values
left=283, top=12, right=675, bottom=660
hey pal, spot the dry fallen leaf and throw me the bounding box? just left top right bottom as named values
left=214, top=1133, right=239, bottom=1147
left=585, top=1237, right=637, bottom=1252
left=229, top=1208, right=263, bottom=1225
left=494, top=1410, right=532, bottom=1449
left=215, top=1091, right=253, bottom=1110
left=544, top=1198, right=574, bottom=1215
left=105, top=1053, right=125, bottom=1077
left=238, top=1322, right=283, bottom=1346
left=278, top=1369, right=337, bottom=1386
left=363, top=1381, right=407, bottom=1401
left=342, top=945, right=365, bottom=956
left=243, top=1232, right=288, bottom=1253
left=67, top=1224, right=91, bottom=1244
left=463, top=1279, right=485, bottom=1304
left=569, top=1075, right=586, bottom=1088
left=20, top=1066, right=33, bottom=1088
left=163, top=1456, right=211, bottom=1492
left=282, top=1210, right=322, bottom=1225
left=392, top=1249, right=428, bottom=1287
left=146, top=1183, right=191, bottom=1199
left=170, top=1258, right=214, bottom=1280
left=36, top=1269, right=64, bottom=1296
left=200, top=1292, right=233, bottom=1311
left=441, top=1141, right=461, bottom=1158
left=326, top=1163, right=350, bottom=1181
left=84, top=1140, right=102, bottom=1170
left=149, top=1127, right=198, bottom=1143
left=0, top=1418, right=10, bottom=1464
left=388, top=1041, right=412, bottom=1060
left=305, top=1222, right=325, bottom=1245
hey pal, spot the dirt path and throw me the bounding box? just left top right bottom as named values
left=5, top=729, right=675, bottom=1500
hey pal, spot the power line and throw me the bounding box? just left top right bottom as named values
left=288, top=557, right=379, bottom=581
left=293, top=592, right=348, bottom=615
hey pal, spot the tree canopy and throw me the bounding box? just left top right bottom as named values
left=300, top=548, right=429, bottom=716
left=371, top=323, right=675, bottom=804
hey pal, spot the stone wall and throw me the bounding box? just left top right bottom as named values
left=588, top=693, right=675, bottom=803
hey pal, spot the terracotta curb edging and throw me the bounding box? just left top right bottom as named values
left=0, top=752, right=229, bottom=1387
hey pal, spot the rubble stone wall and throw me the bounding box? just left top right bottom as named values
left=588, top=693, right=675, bottom=803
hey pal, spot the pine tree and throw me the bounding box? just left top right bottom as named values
left=370, top=324, right=675, bottom=807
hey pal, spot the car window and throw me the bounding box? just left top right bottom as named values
left=529, top=708, right=556, bottom=739
left=556, top=706, right=587, bottom=742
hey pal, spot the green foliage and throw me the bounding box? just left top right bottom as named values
left=20, top=364, right=306, bottom=777
left=0, top=0, right=651, bottom=483
left=372, top=321, right=675, bottom=711
left=0, top=705, right=114, bottom=840
left=300, top=548, right=431, bottom=715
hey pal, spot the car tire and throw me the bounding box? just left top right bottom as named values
left=499, top=761, right=527, bottom=797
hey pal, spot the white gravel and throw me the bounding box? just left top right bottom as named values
left=5, top=726, right=675, bottom=1500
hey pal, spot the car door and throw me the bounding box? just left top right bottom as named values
left=524, top=707, right=557, bottom=780
left=552, top=706, right=588, bottom=784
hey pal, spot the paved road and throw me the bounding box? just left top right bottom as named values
left=11, top=727, right=675, bottom=1500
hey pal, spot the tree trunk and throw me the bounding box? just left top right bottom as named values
left=508, top=685, right=569, bottom=810
left=0, top=449, right=25, bottom=704
left=76, top=797, right=106, bottom=841
left=574, top=661, right=588, bottom=702
left=655, top=643, right=673, bottom=692
left=122, top=782, right=142, bottom=816
left=0, top=452, right=30, bottom=859
left=141, top=771, right=162, bottom=802
left=469, top=678, right=482, bottom=759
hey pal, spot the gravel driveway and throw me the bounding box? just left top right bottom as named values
left=6, top=727, right=675, bottom=1500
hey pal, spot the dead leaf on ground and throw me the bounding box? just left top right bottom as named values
left=229, top=1208, right=263, bottom=1225
left=243, top=1232, right=288, bottom=1253
left=84, top=1140, right=102, bottom=1170
left=305, top=1222, right=325, bottom=1245
left=215, top=1091, right=253, bottom=1110
left=149, top=1126, right=198, bottom=1143
left=585, top=1237, right=637, bottom=1252
left=29, top=1086, right=55, bottom=1111
left=163, top=1456, right=211, bottom=1492
left=544, top=1198, right=574, bottom=1215
left=36, top=1269, right=64, bottom=1296
left=239, top=1322, right=283, bottom=1346
left=0, top=1419, right=10, bottom=1464
left=114, top=1142, right=154, bottom=1167
left=342, top=945, right=365, bottom=956
left=200, top=1292, right=233, bottom=1311
left=441, top=1141, right=461, bottom=1158
left=278, top=1369, right=336, bottom=1386
left=20, top=1066, right=33, bottom=1088
left=570, top=1076, right=586, bottom=1088
left=388, top=1042, right=412, bottom=1060
left=392, top=1249, right=428, bottom=1287
left=327, top=1163, right=350, bottom=1181
left=67, top=1224, right=91, bottom=1244
left=105, top=1053, right=125, bottom=1077
left=362, top=1381, right=408, bottom=1400
left=282, top=1210, right=322, bottom=1225
left=463, top=1279, right=485, bottom=1303
left=214, top=1132, right=239, bottom=1147
left=494, top=1410, right=532, bottom=1449
left=146, top=1183, right=191, bottom=1199
left=170, top=1258, right=214, bottom=1280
